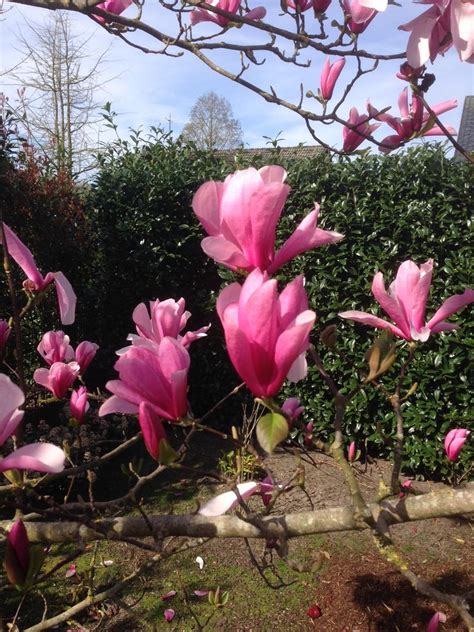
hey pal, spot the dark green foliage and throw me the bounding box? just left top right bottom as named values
left=0, top=157, right=92, bottom=377
left=86, top=129, right=239, bottom=402
left=274, top=147, right=473, bottom=479
left=3, top=131, right=469, bottom=478
left=88, top=139, right=472, bottom=478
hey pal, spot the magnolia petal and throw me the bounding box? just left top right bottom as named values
left=0, top=443, right=65, bottom=474
left=0, top=375, right=25, bottom=445
left=201, top=236, right=250, bottom=271
left=1, top=223, right=45, bottom=289
left=358, top=0, right=387, bottom=11
left=198, top=481, right=259, bottom=517
left=99, top=394, right=139, bottom=416
left=258, top=165, right=287, bottom=184
left=138, top=402, right=166, bottom=461
left=427, top=289, right=474, bottom=330
left=163, top=608, right=175, bottom=623
left=269, top=207, right=343, bottom=274
left=246, top=6, right=267, bottom=20
left=286, top=352, right=308, bottom=383
left=400, top=9, right=439, bottom=68
left=339, top=310, right=406, bottom=338
left=53, top=272, right=77, bottom=326
left=426, top=611, right=447, bottom=632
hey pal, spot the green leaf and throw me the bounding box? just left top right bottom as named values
left=159, top=439, right=178, bottom=465
left=256, top=413, right=289, bottom=453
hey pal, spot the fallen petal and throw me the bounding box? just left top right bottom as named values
left=195, top=556, right=205, bottom=570
left=164, top=608, right=175, bottom=622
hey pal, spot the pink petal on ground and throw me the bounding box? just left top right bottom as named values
left=164, top=608, right=175, bottom=622
left=193, top=590, right=209, bottom=597
left=161, top=590, right=177, bottom=601
left=426, top=611, right=447, bottom=632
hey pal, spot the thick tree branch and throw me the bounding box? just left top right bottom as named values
left=3, top=486, right=472, bottom=543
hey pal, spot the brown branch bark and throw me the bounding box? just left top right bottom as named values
left=3, top=486, right=472, bottom=543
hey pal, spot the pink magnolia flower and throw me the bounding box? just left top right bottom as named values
left=426, top=611, right=447, bottom=632
left=368, top=89, right=457, bottom=153
left=342, top=107, right=380, bottom=152
left=138, top=402, right=167, bottom=461
left=217, top=270, right=316, bottom=397
left=281, top=397, right=304, bottom=424
left=192, top=166, right=342, bottom=275
left=0, top=373, right=65, bottom=474
left=119, top=298, right=209, bottom=355
left=70, top=386, right=89, bottom=424
left=37, top=331, right=74, bottom=366
left=399, top=0, right=474, bottom=68
left=304, top=420, right=313, bottom=446
left=0, top=319, right=10, bottom=356
left=74, top=340, right=99, bottom=374
left=94, top=0, right=133, bottom=23
left=99, top=338, right=190, bottom=420
left=1, top=224, right=76, bottom=325
left=287, top=0, right=332, bottom=13
left=339, top=259, right=474, bottom=342
left=348, top=441, right=356, bottom=462
left=33, top=361, right=80, bottom=398
left=5, top=520, right=30, bottom=585
left=320, top=57, right=346, bottom=101
left=343, top=0, right=379, bottom=34
left=444, top=428, right=470, bottom=461
left=190, top=0, right=266, bottom=27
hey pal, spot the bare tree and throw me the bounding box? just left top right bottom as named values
left=9, top=12, right=109, bottom=178
left=181, top=91, right=243, bottom=150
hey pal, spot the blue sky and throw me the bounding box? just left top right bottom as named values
left=1, top=0, right=473, bottom=151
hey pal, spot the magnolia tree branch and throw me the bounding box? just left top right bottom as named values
left=3, top=486, right=472, bottom=543
left=6, top=0, right=463, bottom=156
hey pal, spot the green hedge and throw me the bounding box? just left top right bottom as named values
left=275, top=148, right=473, bottom=479
left=86, top=139, right=472, bottom=478
left=3, top=133, right=469, bottom=478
